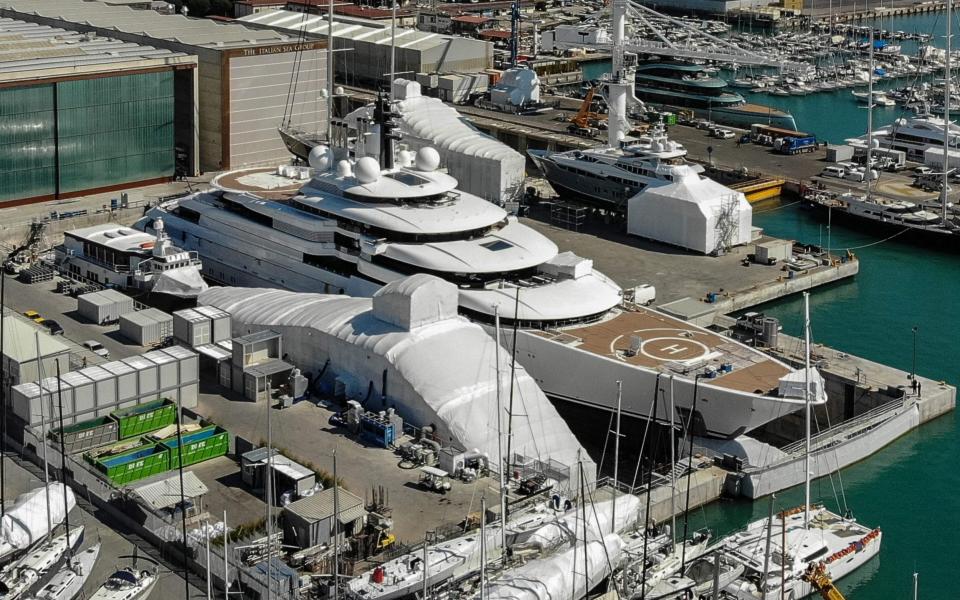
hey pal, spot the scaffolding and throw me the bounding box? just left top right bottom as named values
left=713, top=192, right=740, bottom=256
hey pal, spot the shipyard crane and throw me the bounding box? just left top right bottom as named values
left=569, top=86, right=607, bottom=131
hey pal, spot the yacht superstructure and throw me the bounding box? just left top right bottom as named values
left=847, top=115, right=960, bottom=161
left=141, top=93, right=806, bottom=440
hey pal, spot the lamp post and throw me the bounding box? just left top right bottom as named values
left=910, top=326, right=918, bottom=381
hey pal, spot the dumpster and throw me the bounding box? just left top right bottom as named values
left=90, top=443, right=170, bottom=486
left=111, top=399, right=177, bottom=439
left=158, top=425, right=229, bottom=470
left=52, top=416, right=119, bottom=454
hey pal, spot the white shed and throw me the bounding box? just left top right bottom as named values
left=627, top=175, right=752, bottom=255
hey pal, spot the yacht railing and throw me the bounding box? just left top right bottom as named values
left=133, top=252, right=202, bottom=276
left=779, top=396, right=908, bottom=456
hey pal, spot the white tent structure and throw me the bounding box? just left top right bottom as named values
left=627, top=174, right=752, bottom=254
left=199, top=274, right=594, bottom=489
left=344, top=79, right=526, bottom=204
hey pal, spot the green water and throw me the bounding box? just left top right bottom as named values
left=695, top=202, right=960, bottom=598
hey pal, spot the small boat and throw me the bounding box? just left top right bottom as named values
left=24, top=543, right=101, bottom=600
left=0, top=526, right=84, bottom=600
left=88, top=566, right=157, bottom=600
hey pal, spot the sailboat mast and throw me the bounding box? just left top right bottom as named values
left=494, top=306, right=507, bottom=566
left=54, top=363, right=70, bottom=558
left=389, top=0, right=397, bottom=100
left=668, top=375, right=676, bottom=548
left=611, top=380, right=621, bottom=534
left=224, top=509, right=230, bottom=600
left=265, top=390, right=273, bottom=600
left=326, top=0, right=334, bottom=143
left=479, top=495, right=487, bottom=600
left=867, top=27, right=874, bottom=192
left=803, top=291, right=812, bottom=528
left=1, top=270, right=6, bottom=519
left=333, top=449, right=340, bottom=600
left=944, top=0, right=952, bottom=222
left=34, top=332, right=52, bottom=543
left=504, top=289, right=520, bottom=513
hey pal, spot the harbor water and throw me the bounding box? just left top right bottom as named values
left=695, top=200, right=958, bottom=598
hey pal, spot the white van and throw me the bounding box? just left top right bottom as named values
left=843, top=170, right=866, bottom=182
left=821, top=166, right=845, bottom=179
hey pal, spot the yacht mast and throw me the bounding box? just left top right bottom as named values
left=389, top=0, right=396, bottom=101
left=607, top=0, right=629, bottom=150
left=34, top=332, right=52, bottom=543
left=803, top=291, right=812, bottom=528
left=943, top=0, right=952, bottom=223
left=494, top=306, right=507, bottom=566
left=611, top=380, right=621, bottom=534
left=867, top=28, right=874, bottom=194
left=326, top=0, right=334, bottom=142
left=668, top=375, right=676, bottom=548
left=54, top=363, right=71, bottom=559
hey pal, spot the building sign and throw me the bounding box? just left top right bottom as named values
left=238, top=41, right=325, bottom=57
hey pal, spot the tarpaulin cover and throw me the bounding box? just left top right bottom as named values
left=522, top=495, right=641, bottom=549
left=152, top=268, right=209, bottom=298
left=0, top=483, right=75, bottom=557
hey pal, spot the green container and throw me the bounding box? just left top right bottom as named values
left=92, top=443, right=170, bottom=486
left=111, top=399, right=176, bottom=439
left=52, top=416, right=119, bottom=454
left=663, top=113, right=677, bottom=126
left=159, top=425, right=229, bottom=470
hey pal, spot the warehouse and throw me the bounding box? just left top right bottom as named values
left=1, top=315, right=70, bottom=389
left=0, top=18, right=197, bottom=207
left=0, top=0, right=328, bottom=172
left=239, top=9, right=492, bottom=88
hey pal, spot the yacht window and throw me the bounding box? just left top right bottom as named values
left=481, top=240, right=513, bottom=251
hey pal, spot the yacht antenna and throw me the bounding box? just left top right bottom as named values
left=326, top=0, right=334, bottom=143
left=389, top=0, right=397, bottom=101
left=374, top=93, right=398, bottom=170
left=510, top=1, right=520, bottom=68
left=803, top=291, right=812, bottom=528
left=943, top=0, right=952, bottom=224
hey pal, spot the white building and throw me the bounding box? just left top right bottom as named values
left=200, top=274, right=595, bottom=488
left=627, top=175, right=752, bottom=254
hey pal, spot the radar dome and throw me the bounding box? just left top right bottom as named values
left=870, top=138, right=880, bottom=149
left=336, top=160, right=353, bottom=178
left=398, top=149, right=415, bottom=167
left=334, top=86, right=344, bottom=96
left=308, top=145, right=334, bottom=171
left=415, top=147, right=441, bottom=172
left=355, top=157, right=381, bottom=184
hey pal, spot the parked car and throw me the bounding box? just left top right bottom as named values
left=914, top=166, right=933, bottom=176
left=82, top=340, right=110, bottom=359
left=820, top=166, right=846, bottom=179
left=41, top=320, right=64, bottom=336
left=22, top=310, right=43, bottom=323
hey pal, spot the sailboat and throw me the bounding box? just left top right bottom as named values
left=24, top=543, right=100, bottom=600
left=716, top=293, right=882, bottom=599
left=88, top=567, right=157, bottom=600
left=0, top=527, right=85, bottom=600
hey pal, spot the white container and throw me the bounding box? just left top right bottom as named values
left=11, top=383, right=42, bottom=426
left=194, top=306, right=231, bottom=343
left=79, top=365, right=116, bottom=415
left=119, top=308, right=173, bottom=346
left=144, top=350, right=178, bottom=391
left=173, top=309, right=211, bottom=348
left=101, top=360, right=138, bottom=402
left=123, top=356, right=157, bottom=396
left=38, top=377, right=73, bottom=426
left=77, top=289, right=135, bottom=325
left=61, top=371, right=95, bottom=419
left=162, top=346, right=199, bottom=383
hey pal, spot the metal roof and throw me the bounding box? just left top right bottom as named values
left=0, top=0, right=297, bottom=49
left=0, top=16, right=191, bottom=76
left=284, top=486, right=365, bottom=524
left=241, top=9, right=464, bottom=52
left=132, top=470, right=208, bottom=510
left=1, top=316, right=70, bottom=363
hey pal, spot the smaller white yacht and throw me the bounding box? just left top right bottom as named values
left=88, top=566, right=157, bottom=600
left=848, top=115, right=960, bottom=161
left=55, top=220, right=207, bottom=298
left=25, top=542, right=100, bottom=600
left=529, top=120, right=705, bottom=208
left=0, top=526, right=85, bottom=600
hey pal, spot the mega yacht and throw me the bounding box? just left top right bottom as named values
left=847, top=115, right=960, bottom=161
left=527, top=121, right=705, bottom=208
left=140, top=95, right=809, bottom=439
left=634, top=60, right=797, bottom=131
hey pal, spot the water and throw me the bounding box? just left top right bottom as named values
left=695, top=200, right=960, bottom=598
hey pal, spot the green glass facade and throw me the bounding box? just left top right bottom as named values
left=0, top=71, right=175, bottom=203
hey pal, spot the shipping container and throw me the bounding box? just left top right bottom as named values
left=110, top=398, right=176, bottom=439
left=123, top=356, right=157, bottom=396
left=38, top=377, right=73, bottom=426
left=158, top=425, right=229, bottom=469
left=78, top=365, right=116, bottom=415
left=101, top=360, right=137, bottom=402
left=52, top=416, right=119, bottom=454
left=61, top=371, right=95, bottom=420
left=173, top=309, right=211, bottom=348
left=193, top=306, right=231, bottom=343
left=119, top=308, right=173, bottom=346
left=10, top=382, right=42, bottom=426
left=144, top=350, right=178, bottom=391
left=162, top=346, right=199, bottom=383
left=77, top=289, right=135, bottom=325
left=90, top=443, right=170, bottom=486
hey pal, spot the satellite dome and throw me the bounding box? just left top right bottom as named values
left=355, top=157, right=381, bottom=184
left=870, top=138, right=880, bottom=149
left=335, top=86, right=345, bottom=96
left=308, top=145, right=334, bottom=171
left=398, top=149, right=415, bottom=167
left=415, top=147, right=441, bottom=172
left=336, top=160, right=353, bottom=178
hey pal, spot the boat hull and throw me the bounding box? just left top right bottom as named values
left=527, top=150, right=640, bottom=209
left=804, top=200, right=958, bottom=248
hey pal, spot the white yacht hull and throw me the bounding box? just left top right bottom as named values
left=29, top=542, right=100, bottom=600
left=511, top=329, right=801, bottom=439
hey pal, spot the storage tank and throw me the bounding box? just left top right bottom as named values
left=761, top=317, right=780, bottom=349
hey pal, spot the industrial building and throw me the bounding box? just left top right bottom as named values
left=239, top=9, right=492, bottom=88
left=1, top=314, right=70, bottom=388
left=0, top=0, right=328, bottom=172
left=283, top=486, right=366, bottom=549
left=0, top=18, right=197, bottom=206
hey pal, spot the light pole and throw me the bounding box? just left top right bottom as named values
left=910, top=326, right=918, bottom=381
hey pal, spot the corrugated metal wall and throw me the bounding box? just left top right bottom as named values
left=57, top=71, right=175, bottom=194
left=0, top=70, right=175, bottom=203
left=0, top=84, right=56, bottom=202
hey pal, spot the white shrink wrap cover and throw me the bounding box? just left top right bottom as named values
left=0, top=483, right=76, bottom=557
